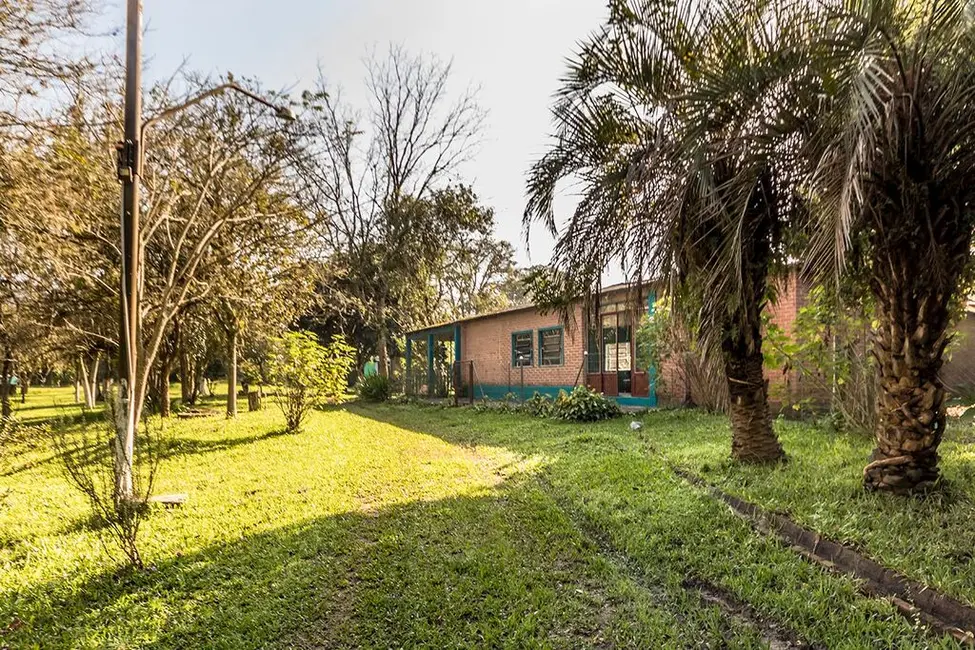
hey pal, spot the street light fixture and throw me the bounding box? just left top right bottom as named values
left=113, top=0, right=294, bottom=499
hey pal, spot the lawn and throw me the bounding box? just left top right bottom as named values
left=0, top=387, right=968, bottom=648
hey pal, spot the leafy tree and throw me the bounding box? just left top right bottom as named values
left=269, top=331, right=354, bottom=434
left=432, top=213, right=521, bottom=320
left=297, top=46, right=484, bottom=375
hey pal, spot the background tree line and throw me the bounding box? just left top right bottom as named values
left=0, top=5, right=529, bottom=427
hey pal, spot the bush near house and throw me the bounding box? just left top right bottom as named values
left=356, top=374, right=395, bottom=402
left=553, top=386, right=621, bottom=422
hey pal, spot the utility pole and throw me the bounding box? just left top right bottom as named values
left=114, top=0, right=142, bottom=500
left=112, top=0, right=293, bottom=501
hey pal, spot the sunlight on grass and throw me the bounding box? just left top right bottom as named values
left=1, top=389, right=968, bottom=648
left=1, top=389, right=552, bottom=649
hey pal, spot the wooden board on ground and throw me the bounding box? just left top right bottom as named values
left=149, top=493, right=188, bottom=507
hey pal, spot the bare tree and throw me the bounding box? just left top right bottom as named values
left=299, top=45, right=484, bottom=375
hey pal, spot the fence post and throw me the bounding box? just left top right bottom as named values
left=469, top=360, right=474, bottom=405
left=453, top=361, right=459, bottom=407
left=520, top=363, right=525, bottom=402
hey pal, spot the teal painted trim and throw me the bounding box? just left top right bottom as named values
left=511, top=329, right=534, bottom=367
left=474, top=383, right=657, bottom=408
left=453, top=325, right=461, bottom=363
left=426, top=332, right=435, bottom=397
left=478, top=383, right=574, bottom=401
left=537, top=326, right=564, bottom=367
left=616, top=395, right=657, bottom=408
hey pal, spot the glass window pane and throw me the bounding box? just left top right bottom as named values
left=587, top=328, right=600, bottom=373
left=540, top=328, right=562, bottom=366
left=512, top=331, right=533, bottom=367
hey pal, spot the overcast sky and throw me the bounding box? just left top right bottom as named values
left=106, top=0, right=608, bottom=267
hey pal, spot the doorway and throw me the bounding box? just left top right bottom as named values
left=586, top=310, right=634, bottom=397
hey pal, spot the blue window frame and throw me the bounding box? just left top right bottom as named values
left=511, top=330, right=533, bottom=367
left=538, top=326, right=564, bottom=367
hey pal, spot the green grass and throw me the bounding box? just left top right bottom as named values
left=653, top=408, right=975, bottom=608
left=0, top=387, right=966, bottom=648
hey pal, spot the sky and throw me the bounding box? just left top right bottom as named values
left=104, top=0, right=608, bottom=268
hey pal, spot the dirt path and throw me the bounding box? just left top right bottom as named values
left=537, top=475, right=821, bottom=650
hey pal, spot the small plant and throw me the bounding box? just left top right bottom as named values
left=552, top=385, right=621, bottom=422
left=522, top=392, right=554, bottom=417
left=269, top=331, right=355, bottom=434
left=52, top=400, right=163, bottom=569
left=357, top=373, right=394, bottom=402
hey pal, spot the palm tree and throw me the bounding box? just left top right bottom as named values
left=806, top=0, right=975, bottom=492
left=524, top=0, right=814, bottom=462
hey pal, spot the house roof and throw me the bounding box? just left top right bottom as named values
left=405, top=280, right=660, bottom=336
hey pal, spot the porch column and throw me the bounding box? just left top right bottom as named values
left=405, top=337, right=413, bottom=395
left=426, top=332, right=435, bottom=397
left=454, top=325, right=462, bottom=400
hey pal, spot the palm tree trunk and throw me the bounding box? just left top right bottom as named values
left=725, top=349, right=783, bottom=462
left=864, top=288, right=948, bottom=493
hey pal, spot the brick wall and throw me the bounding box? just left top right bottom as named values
left=940, top=313, right=975, bottom=397
left=461, top=304, right=585, bottom=390
left=654, top=269, right=811, bottom=408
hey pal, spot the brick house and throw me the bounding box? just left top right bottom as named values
left=404, top=270, right=813, bottom=408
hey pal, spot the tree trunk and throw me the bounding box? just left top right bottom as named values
left=155, top=354, right=174, bottom=418
left=159, top=376, right=171, bottom=418
left=89, top=353, right=101, bottom=405
left=226, top=327, right=237, bottom=419
left=0, top=346, right=12, bottom=419
left=180, top=347, right=193, bottom=404
left=864, top=288, right=949, bottom=494
left=720, top=200, right=783, bottom=464
left=79, top=355, right=96, bottom=409
left=725, top=350, right=783, bottom=462
left=377, top=294, right=389, bottom=377
left=20, top=379, right=27, bottom=404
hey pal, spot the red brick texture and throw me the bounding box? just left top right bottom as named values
left=461, top=304, right=585, bottom=389
left=421, top=271, right=817, bottom=406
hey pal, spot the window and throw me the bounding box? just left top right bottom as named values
left=539, top=327, right=563, bottom=366
left=511, top=331, right=533, bottom=367
left=586, top=327, right=601, bottom=373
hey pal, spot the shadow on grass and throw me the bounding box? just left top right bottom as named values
left=158, top=427, right=292, bottom=461
left=2, top=415, right=290, bottom=479
left=2, top=474, right=669, bottom=650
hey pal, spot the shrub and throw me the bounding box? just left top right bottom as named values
left=552, top=385, right=621, bottom=422
left=357, top=373, right=394, bottom=402
left=522, top=392, right=554, bottom=417
left=269, top=331, right=355, bottom=434
left=52, top=399, right=163, bottom=569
